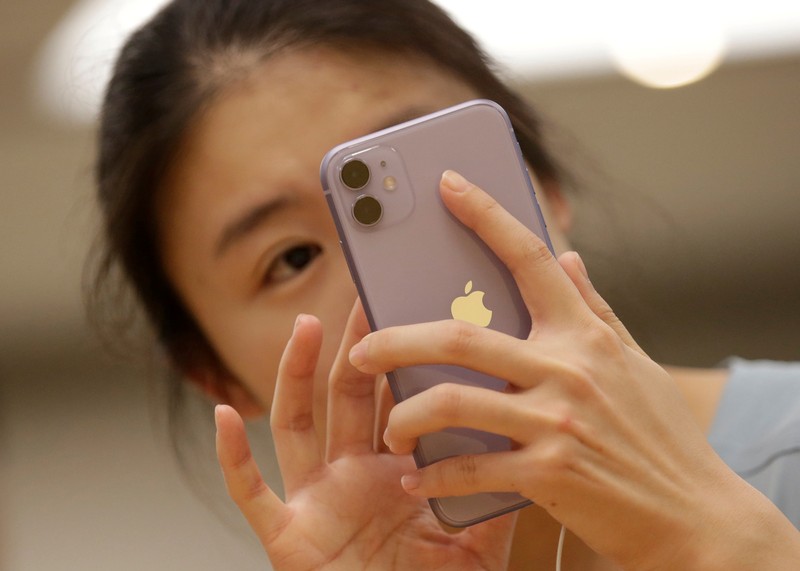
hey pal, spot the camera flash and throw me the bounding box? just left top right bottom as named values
left=383, top=176, right=397, bottom=192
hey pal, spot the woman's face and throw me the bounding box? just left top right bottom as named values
left=156, top=47, right=568, bottom=422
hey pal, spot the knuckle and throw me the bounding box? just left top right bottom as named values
left=560, top=364, right=598, bottom=401
left=584, top=322, right=624, bottom=357
left=330, top=368, right=374, bottom=399
left=552, top=404, right=592, bottom=446
left=483, top=194, right=503, bottom=214
left=509, top=234, right=552, bottom=274
left=448, top=454, right=479, bottom=487
left=468, top=194, right=502, bottom=231
left=536, top=439, right=580, bottom=484
left=236, top=478, right=270, bottom=505
left=550, top=400, right=579, bottom=435
left=475, top=192, right=500, bottom=217
left=429, top=383, right=464, bottom=423
left=595, top=302, right=624, bottom=330
left=270, top=411, right=315, bottom=433
left=442, top=320, right=479, bottom=359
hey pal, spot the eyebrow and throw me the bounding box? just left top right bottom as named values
left=214, top=195, right=294, bottom=259
left=212, top=106, right=437, bottom=259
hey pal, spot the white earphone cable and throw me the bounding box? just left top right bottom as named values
left=555, top=524, right=566, bottom=571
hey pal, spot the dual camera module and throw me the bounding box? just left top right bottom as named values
left=341, top=159, right=383, bottom=226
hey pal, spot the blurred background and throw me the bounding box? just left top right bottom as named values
left=1, top=1, right=798, bottom=569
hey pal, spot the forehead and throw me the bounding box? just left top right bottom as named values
left=156, top=47, right=477, bottom=259
left=174, top=47, right=476, bottom=177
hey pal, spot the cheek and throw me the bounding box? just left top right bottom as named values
left=218, top=308, right=296, bottom=411
left=310, top=254, right=359, bottom=395
left=215, top=251, right=358, bottom=416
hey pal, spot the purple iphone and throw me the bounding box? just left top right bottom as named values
left=320, top=99, right=554, bottom=527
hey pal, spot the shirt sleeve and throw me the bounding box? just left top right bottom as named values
left=707, top=358, right=800, bottom=529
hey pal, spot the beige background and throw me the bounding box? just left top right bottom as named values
left=1, top=1, right=798, bottom=570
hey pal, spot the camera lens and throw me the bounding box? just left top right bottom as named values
left=352, top=195, right=383, bottom=226
left=341, top=159, right=370, bottom=190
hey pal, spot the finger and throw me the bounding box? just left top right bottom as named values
left=384, top=383, right=549, bottom=454
left=440, top=170, right=587, bottom=323
left=399, top=449, right=524, bottom=499
left=269, top=314, right=324, bottom=494
left=216, top=405, right=292, bottom=547
left=326, top=298, right=378, bottom=460
left=350, top=318, right=562, bottom=387
left=374, top=376, right=395, bottom=453
left=558, top=252, right=646, bottom=356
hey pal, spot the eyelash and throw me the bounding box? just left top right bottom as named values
left=263, top=243, right=323, bottom=286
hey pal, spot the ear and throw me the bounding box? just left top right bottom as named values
left=186, top=366, right=266, bottom=420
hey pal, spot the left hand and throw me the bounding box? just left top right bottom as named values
left=215, top=298, right=516, bottom=571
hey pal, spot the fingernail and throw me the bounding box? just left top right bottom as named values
left=383, top=428, right=392, bottom=449
left=401, top=472, right=421, bottom=492
left=441, top=170, right=469, bottom=193
left=574, top=253, right=591, bottom=285
left=294, top=313, right=307, bottom=331
left=214, top=404, right=225, bottom=426
left=349, top=340, right=367, bottom=368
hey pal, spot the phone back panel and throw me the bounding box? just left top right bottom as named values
left=320, top=100, right=553, bottom=526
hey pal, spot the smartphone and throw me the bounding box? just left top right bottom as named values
left=320, top=99, right=554, bottom=527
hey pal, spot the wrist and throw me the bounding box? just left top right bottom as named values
left=672, top=470, right=800, bottom=571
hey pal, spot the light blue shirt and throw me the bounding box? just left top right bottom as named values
left=708, top=358, right=800, bottom=528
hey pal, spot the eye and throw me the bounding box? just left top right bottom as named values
left=263, top=243, right=322, bottom=286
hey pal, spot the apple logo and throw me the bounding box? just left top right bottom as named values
left=450, top=280, right=493, bottom=327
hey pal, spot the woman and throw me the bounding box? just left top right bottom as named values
left=92, top=0, right=800, bottom=568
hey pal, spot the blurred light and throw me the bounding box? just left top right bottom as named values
left=603, top=1, right=727, bottom=88
left=34, top=0, right=800, bottom=124
left=432, top=0, right=610, bottom=78
left=34, top=0, right=169, bottom=125
left=432, top=0, right=800, bottom=82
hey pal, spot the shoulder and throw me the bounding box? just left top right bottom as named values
left=708, top=358, right=800, bottom=528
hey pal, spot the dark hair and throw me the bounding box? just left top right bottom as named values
left=90, top=0, right=564, bottom=399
